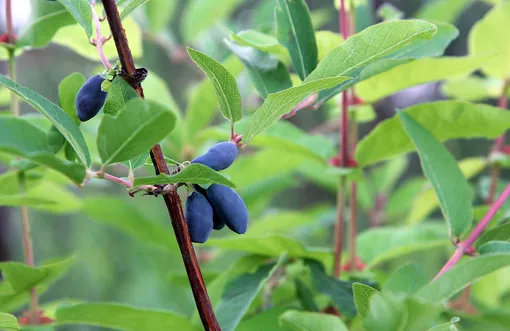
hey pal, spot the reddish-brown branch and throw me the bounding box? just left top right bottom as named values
left=333, top=178, right=347, bottom=278
left=101, top=1, right=220, bottom=329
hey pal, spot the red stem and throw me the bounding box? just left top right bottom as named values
left=5, top=0, right=13, bottom=43
left=488, top=80, right=509, bottom=204
left=333, top=178, right=347, bottom=278
left=101, top=1, right=220, bottom=329
left=434, top=183, right=510, bottom=280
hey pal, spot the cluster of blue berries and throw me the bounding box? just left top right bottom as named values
left=186, top=142, right=249, bottom=243
left=76, top=74, right=107, bottom=122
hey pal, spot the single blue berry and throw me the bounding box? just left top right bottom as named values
left=76, top=74, right=108, bottom=122
left=206, top=184, right=248, bottom=234
left=192, top=142, right=238, bottom=171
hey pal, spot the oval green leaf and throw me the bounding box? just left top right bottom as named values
left=97, top=98, right=176, bottom=166
left=57, top=0, right=93, bottom=37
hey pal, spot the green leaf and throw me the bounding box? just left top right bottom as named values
left=122, top=152, right=149, bottom=170
left=479, top=241, right=510, bottom=255
left=230, top=30, right=290, bottom=64
left=416, top=0, right=475, bottom=23
left=383, top=263, right=428, bottom=296
left=416, top=253, right=510, bottom=303
left=0, top=75, right=90, bottom=166
left=58, top=72, right=86, bottom=125
left=377, top=3, right=404, bottom=21
left=428, top=318, right=460, bottom=331
left=102, top=76, right=139, bottom=116
left=133, top=163, right=235, bottom=187
left=364, top=292, right=441, bottom=331
left=186, top=56, right=243, bottom=139
left=469, top=1, right=510, bottom=79
left=225, top=40, right=292, bottom=98
left=357, top=224, right=449, bottom=267
left=216, top=255, right=287, bottom=331
left=0, top=313, right=19, bottom=330
left=53, top=15, right=143, bottom=61
left=0, top=117, right=85, bottom=183
left=237, top=307, right=288, bottom=331
left=82, top=196, right=175, bottom=251
left=275, top=0, right=318, bottom=80
left=119, top=0, right=149, bottom=20
left=356, top=101, right=510, bottom=166
left=307, top=260, right=357, bottom=317
left=279, top=311, right=348, bottom=331
left=17, top=0, right=76, bottom=48
left=56, top=303, right=199, bottom=331
left=97, top=98, right=176, bottom=166
left=145, top=0, right=178, bottom=32
left=304, top=20, right=437, bottom=82
left=356, top=56, right=486, bottom=103
left=187, top=48, right=242, bottom=123
left=294, top=278, right=319, bottom=312
left=204, top=235, right=331, bottom=266
left=353, top=283, right=380, bottom=318
left=181, top=0, right=243, bottom=42
left=243, top=76, right=350, bottom=144
left=475, top=223, right=510, bottom=250
left=399, top=112, right=473, bottom=237
left=0, top=257, right=75, bottom=313
left=409, top=157, right=486, bottom=224
left=57, top=0, right=93, bottom=36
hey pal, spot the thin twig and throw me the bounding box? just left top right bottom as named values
left=487, top=79, right=509, bottom=203
left=434, top=183, right=510, bottom=280
left=101, top=1, right=220, bottom=329
left=90, top=0, right=112, bottom=70
left=6, top=0, right=39, bottom=324
left=333, top=178, right=347, bottom=278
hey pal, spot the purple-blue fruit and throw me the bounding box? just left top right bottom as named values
left=76, top=74, right=108, bottom=122
left=213, top=213, right=225, bottom=230
left=185, top=191, right=214, bottom=243
left=191, top=142, right=238, bottom=171
left=206, top=184, right=248, bottom=234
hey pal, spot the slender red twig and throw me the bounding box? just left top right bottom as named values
left=101, top=1, right=220, bottom=329
left=434, top=183, right=510, bottom=280
left=488, top=79, right=509, bottom=204
left=90, top=0, right=113, bottom=70
left=333, top=178, right=347, bottom=277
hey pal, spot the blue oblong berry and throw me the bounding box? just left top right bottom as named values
left=191, top=142, right=238, bottom=171
left=185, top=191, right=214, bottom=243
left=206, top=184, right=248, bottom=234
left=76, top=74, right=108, bottom=122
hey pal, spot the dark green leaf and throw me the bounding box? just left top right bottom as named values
left=0, top=74, right=90, bottom=166
left=0, top=117, right=85, bottom=183
left=399, top=111, right=473, bottom=237
left=103, top=76, right=139, bottom=116
left=133, top=163, right=235, bottom=187
left=122, top=152, right=149, bottom=170
left=479, top=241, right=510, bottom=255
left=216, top=255, right=286, bottom=331
left=58, top=72, right=86, bottom=125
left=294, top=278, right=319, bottom=312
left=56, top=303, right=199, bottom=331
left=187, top=48, right=242, bottom=123
left=275, top=0, right=318, bottom=80
left=353, top=283, right=379, bottom=318
left=97, top=98, right=176, bottom=166
left=357, top=101, right=510, bottom=166
left=475, top=223, right=510, bottom=250
left=307, top=260, right=356, bottom=317
left=243, top=76, right=350, bottom=144
left=57, top=0, right=93, bottom=36
left=225, top=40, right=292, bottom=98
left=416, top=253, right=510, bottom=303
